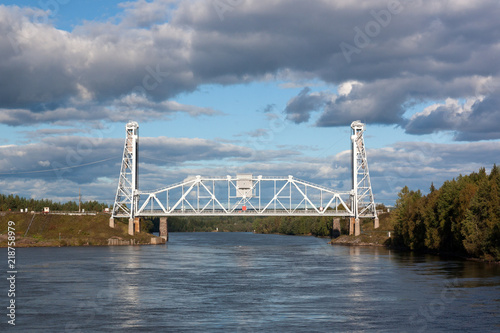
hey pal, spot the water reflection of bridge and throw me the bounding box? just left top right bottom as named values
left=109, top=121, right=378, bottom=239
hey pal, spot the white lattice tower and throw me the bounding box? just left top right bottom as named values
left=112, top=121, right=139, bottom=219
left=351, top=121, right=377, bottom=221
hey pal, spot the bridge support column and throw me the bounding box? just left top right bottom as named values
left=160, top=217, right=169, bottom=242
left=109, top=217, right=115, bottom=228
left=128, top=218, right=134, bottom=235
left=332, top=218, right=341, bottom=238
left=134, top=217, right=141, bottom=233
left=349, top=217, right=355, bottom=235
left=374, top=217, right=379, bottom=229
left=354, top=218, right=361, bottom=236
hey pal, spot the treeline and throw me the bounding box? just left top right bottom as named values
left=0, top=193, right=110, bottom=212
left=164, top=216, right=255, bottom=232
left=157, top=215, right=341, bottom=236
left=252, top=216, right=341, bottom=236
left=391, top=165, right=500, bottom=261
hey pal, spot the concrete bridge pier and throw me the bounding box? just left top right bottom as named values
left=332, top=218, right=341, bottom=238
left=134, top=217, right=141, bottom=234
left=349, top=217, right=355, bottom=235
left=109, top=217, right=115, bottom=228
left=128, top=217, right=141, bottom=235
left=374, top=217, right=379, bottom=229
left=354, top=218, right=361, bottom=236
left=128, top=218, right=134, bottom=235
left=160, top=217, right=169, bottom=242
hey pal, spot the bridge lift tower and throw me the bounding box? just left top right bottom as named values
left=110, top=120, right=378, bottom=237
left=109, top=121, right=139, bottom=235
left=351, top=121, right=378, bottom=235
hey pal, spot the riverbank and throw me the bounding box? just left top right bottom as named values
left=329, top=212, right=392, bottom=247
left=330, top=234, right=389, bottom=246
left=0, top=212, right=162, bottom=247
left=327, top=216, right=500, bottom=264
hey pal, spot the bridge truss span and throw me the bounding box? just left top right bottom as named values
left=136, top=175, right=354, bottom=217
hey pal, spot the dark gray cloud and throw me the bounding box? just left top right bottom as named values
left=2, top=127, right=498, bottom=205
left=330, top=140, right=500, bottom=203
left=0, top=135, right=254, bottom=183
left=0, top=131, right=304, bottom=202
left=260, top=104, right=276, bottom=113
left=0, top=4, right=200, bottom=122
left=22, top=128, right=90, bottom=139
left=1, top=0, right=499, bottom=140
left=174, top=0, right=500, bottom=140
left=281, top=80, right=409, bottom=127
left=284, top=87, right=328, bottom=124
left=406, top=93, right=500, bottom=140
left=236, top=129, right=271, bottom=138
left=283, top=76, right=500, bottom=139
left=0, top=96, right=220, bottom=126
left=140, top=136, right=252, bottom=163
left=316, top=80, right=408, bottom=126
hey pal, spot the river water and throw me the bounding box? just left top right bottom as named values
left=4, top=232, right=500, bottom=332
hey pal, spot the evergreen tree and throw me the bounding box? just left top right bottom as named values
left=391, top=165, right=500, bottom=260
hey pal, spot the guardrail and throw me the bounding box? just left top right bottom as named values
left=38, top=211, right=99, bottom=216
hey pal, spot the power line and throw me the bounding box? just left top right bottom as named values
left=141, top=155, right=172, bottom=164
left=0, top=156, right=120, bottom=176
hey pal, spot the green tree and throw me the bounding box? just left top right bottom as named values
left=394, top=186, right=425, bottom=250
left=391, top=165, right=500, bottom=260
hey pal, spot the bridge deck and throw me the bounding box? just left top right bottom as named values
left=115, top=210, right=376, bottom=218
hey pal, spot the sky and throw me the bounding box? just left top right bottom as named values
left=0, top=0, right=499, bottom=207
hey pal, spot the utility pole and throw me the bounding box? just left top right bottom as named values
left=79, top=188, right=81, bottom=213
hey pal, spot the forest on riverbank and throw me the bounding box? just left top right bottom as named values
left=0, top=213, right=154, bottom=247
left=157, top=215, right=336, bottom=236
left=0, top=193, right=109, bottom=212
left=164, top=215, right=355, bottom=236
left=390, top=165, right=500, bottom=261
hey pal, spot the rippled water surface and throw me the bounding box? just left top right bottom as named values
left=5, top=232, right=500, bottom=332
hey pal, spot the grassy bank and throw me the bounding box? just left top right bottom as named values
left=0, top=213, right=155, bottom=247
left=330, top=212, right=393, bottom=246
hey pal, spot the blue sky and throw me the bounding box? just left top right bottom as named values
left=0, top=0, right=499, bottom=206
left=1, top=0, right=124, bottom=30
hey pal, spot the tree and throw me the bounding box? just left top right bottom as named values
left=391, top=165, right=500, bottom=260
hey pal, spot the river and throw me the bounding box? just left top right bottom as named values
left=4, top=232, right=500, bottom=332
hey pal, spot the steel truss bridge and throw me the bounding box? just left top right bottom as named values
left=137, top=175, right=353, bottom=217
left=110, top=121, right=378, bottom=237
